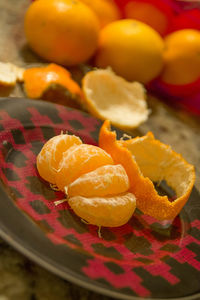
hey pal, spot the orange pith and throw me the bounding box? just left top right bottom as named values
left=68, top=193, right=136, bottom=227
left=55, top=144, right=114, bottom=191
left=23, top=63, right=83, bottom=100
left=99, top=120, right=195, bottom=220
left=68, top=164, right=130, bottom=197
left=36, top=133, right=82, bottom=183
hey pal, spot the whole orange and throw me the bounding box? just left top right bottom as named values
left=95, top=19, right=164, bottom=83
left=124, top=0, right=171, bottom=36
left=24, top=0, right=100, bottom=66
left=161, top=29, right=200, bottom=85
left=80, top=0, right=121, bottom=28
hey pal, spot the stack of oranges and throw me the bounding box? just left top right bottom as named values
left=24, top=0, right=200, bottom=89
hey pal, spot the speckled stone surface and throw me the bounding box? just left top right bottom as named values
left=0, top=1, right=199, bottom=299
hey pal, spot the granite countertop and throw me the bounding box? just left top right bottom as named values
left=0, top=1, right=200, bottom=300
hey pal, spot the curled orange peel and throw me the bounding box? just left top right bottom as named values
left=99, top=120, right=195, bottom=220
left=23, top=63, right=83, bottom=101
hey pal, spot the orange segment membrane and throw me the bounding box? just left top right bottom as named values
left=68, top=164, right=130, bottom=197
left=68, top=192, right=136, bottom=227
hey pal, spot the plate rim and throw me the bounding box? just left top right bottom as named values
left=0, top=97, right=200, bottom=300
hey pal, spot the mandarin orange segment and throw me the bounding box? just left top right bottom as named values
left=37, top=133, right=82, bottom=184
left=23, top=63, right=83, bottom=100
left=68, top=164, right=130, bottom=198
left=99, top=120, right=195, bottom=220
left=55, top=144, right=114, bottom=191
left=68, top=192, right=136, bottom=227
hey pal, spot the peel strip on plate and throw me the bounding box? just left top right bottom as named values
left=99, top=120, right=195, bottom=220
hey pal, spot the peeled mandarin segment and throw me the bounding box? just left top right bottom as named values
left=36, top=134, right=82, bottom=184
left=55, top=144, right=114, bottom=191
left=68, top=164, right=130, bottom=198
left=82, top=68, right=149, bottom=129
left=23, top=63, right=83, bottom=99
left=68, top=192, right=136, bottom=227
left=99, top=120, right=195, bottom=220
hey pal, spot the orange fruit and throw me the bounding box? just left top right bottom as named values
left=37, top=133, right=137, bottom=228
left=161, top=29, right=200, bottom=85
left=99, top=120, right=195, bottom=221
left=68, top=164, right=130, bottom=197
left=24, top=0, right=100, bottom=66
left=124, top=1, right=170, bottom=36
left=82, top=68, right=149, bottom=129
left=55, top=144, right=114, bottom=191
left=23, top=63, right=83, bottom=102
left=37, top=133, right=82, bottom=183
left=68, top=193, right=136, bottom=227
left=80, top=0, right=121, bottom=28
left=95, top=19, right=164, bottom=83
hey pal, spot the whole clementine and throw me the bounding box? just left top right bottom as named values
left=161, top=29, right=200, bottom=85
left=124, top=0, right=172, bottom=36
left=24, top=0, right=100, bottom=66
left=79, top=0, right=121, bottom=28
left=95, top=19, right=164, bottom=83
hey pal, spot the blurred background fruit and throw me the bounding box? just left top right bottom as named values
left=124, top=0, right=173, bottom=36
left=24, top=0, right=100, bottom=66
left=79, top=0, right=121, bottom=28
left=95, top=19, right=164, bottom=83
left=161, top=29, right=200, bottom=85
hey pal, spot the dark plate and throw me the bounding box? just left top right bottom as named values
left=0, top=98, right=200, bottom=300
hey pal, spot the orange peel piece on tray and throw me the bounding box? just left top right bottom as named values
left=99, top=120, right=195, bottom=220
left=23, top=63, right=83, bottom=107
left=82, top=68, right=150, bottom=129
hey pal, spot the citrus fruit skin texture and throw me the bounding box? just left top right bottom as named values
left=55, top=144, right=114, bottom=191
left=80, top=0, right=121, bottom=28
left=23, top=63, right=83, bottom=99
left=99, top=120, right=195, bottom=221
left=36, top=134, right=82, bottom=184
left=36, top=133, right=136, bottom=228
left=68, top=164, right=130, bottom=197
left=161, top=29, right=200, bottom=85
left=24, top=0, right=100, bottom=66
left=124, top=1, right=170, bottom=36
left=95, top=19, right=164, bottom=83
left=68, top=193, right=136, bottom=227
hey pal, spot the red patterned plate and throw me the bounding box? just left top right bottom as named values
left=0, top=98, right=200, bottom=300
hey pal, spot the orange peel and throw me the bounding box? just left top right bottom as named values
left=23, top=63, right=83, bottom=107
left=82, top=68, right=149, bottom=129
left=99, top=120, right=195, bottom=220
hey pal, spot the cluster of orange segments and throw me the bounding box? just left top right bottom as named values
left=36, top=120, right=195, bottom=230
